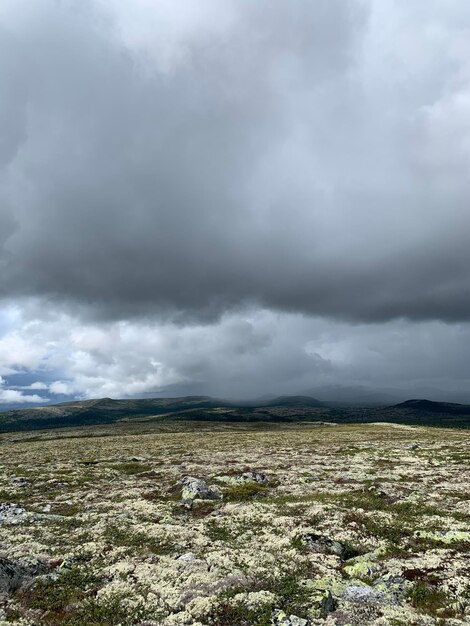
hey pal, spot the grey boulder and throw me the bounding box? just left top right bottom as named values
left=0, top=556, right=49, bottom=593
left=180, top=477, right=222, bottom=508
left=238, top=472, right=268, bottom=484
left=304, top=534, right=345, bottom=557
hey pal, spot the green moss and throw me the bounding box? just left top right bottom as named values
left=392, top=501, right=444, bottom=519
left=408, top=582, right=453, bottom=617
left=52, top=502, right=81, bottom=516
left=212, top=570, right=313, bottom=623
left=223, top=481, right=269, bottom=501
left=109, top=462, right=153, bottom=475
left=290, top=535, right=310, bottom=553
left=103, top=524, right=176, bottom=555
left=65, top=593, right=155, bottom=626
left=209, top=601, right=272, bottom=626
left=0, top=488, right=15, bottom=500
left=347, top=512, right=411, bottom=545
left=206, top=520, right=233, bottom=542
left=267, top=573, right=312, bottom=616
left=15, top=566, right=101, bottom=619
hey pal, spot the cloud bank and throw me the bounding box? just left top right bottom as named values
left=1, top=0, right=470, bottom=323
left=0, top=1, right=470, bottom=402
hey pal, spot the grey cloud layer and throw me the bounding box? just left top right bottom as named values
left=1, top=0, right=470, bottom=323
left=2, top=305, right=470, bottom=402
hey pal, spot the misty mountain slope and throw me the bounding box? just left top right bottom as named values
left=263, top=395, right=325, bottom=407
left=1, top=396, right=470, bottom=432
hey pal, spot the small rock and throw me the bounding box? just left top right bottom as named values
left=343, top=584, right=388, bottom=605
left=304, top=534, right=345, bottom=557
left=15, top=556, right=49, bottom=577
left=238, top=472, right=268, bottom=485
left=272, top=609, right=307, bottom=626
left=176, top=552, right=197, bottom=562
left=309, top=589, right=336, bottom=618
left=0, top=556, right=49, bottom=593
left=9, top=477, right=30, bottom=488
left=373, top=575, right=408, bottom=603
left=0, top=503, right=28, bottom=525
left=0, top=558, right=25, bottom=593
left=180, top=476, right=222, bottom=508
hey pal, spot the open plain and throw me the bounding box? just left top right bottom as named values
left=0, top=422, right=469, bottom=626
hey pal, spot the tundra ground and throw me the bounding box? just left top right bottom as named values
left=0, top=422, right=468, bottom=625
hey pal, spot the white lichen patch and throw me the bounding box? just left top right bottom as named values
left=0, top=423, right=468, bottom=625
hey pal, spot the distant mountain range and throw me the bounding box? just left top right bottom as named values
left=0, top=395, right=469, bottom=432
left=394, top=399, right=470, bottom=415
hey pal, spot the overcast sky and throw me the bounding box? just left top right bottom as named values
left=1, top=0, right=470, bottom=405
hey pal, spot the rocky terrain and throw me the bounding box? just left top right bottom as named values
left=0, top=422, right=468, bottom=625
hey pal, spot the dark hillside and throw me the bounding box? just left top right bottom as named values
left=1, top=396, right=470, bottom=432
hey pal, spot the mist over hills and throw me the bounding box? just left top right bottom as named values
left=0, top=395, right=469, bottom=433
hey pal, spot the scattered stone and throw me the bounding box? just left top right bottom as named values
left=180, top=476, right=222, bottom=508
left=237, top=472, right=268, bottom=484
left=0, top=557, right=26, bottom=593
left=342, top=578, right=406, bottom=606
left=272, top=609, right=307, bottom=626
left=304, top=534, right=344, bottom=557
left=127, top=456, right=148, bottom=462
left=216, top=472, right=268, bottom=486
left=15, top=556, right=50, bottom=577
left=372, top=575, right=409, bottom=603
left=9, top=477, right=30, bottom=488
left=176, top=552, right=197, bottom=562
left=342, top=584, right=387, bottom=605
left=0, top=503, right=28, bottom=525
left=309, top=589, right=336, bottom=618
left=0, top=556, right=49, bottom=593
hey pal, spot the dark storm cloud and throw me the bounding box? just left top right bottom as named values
left=1, top=0, right=470, bottom=323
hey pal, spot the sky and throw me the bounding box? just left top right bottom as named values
left=1, top=0, right=470, bottom=406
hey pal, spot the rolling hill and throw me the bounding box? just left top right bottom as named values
left=0, top=395, right=469, bottom=432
